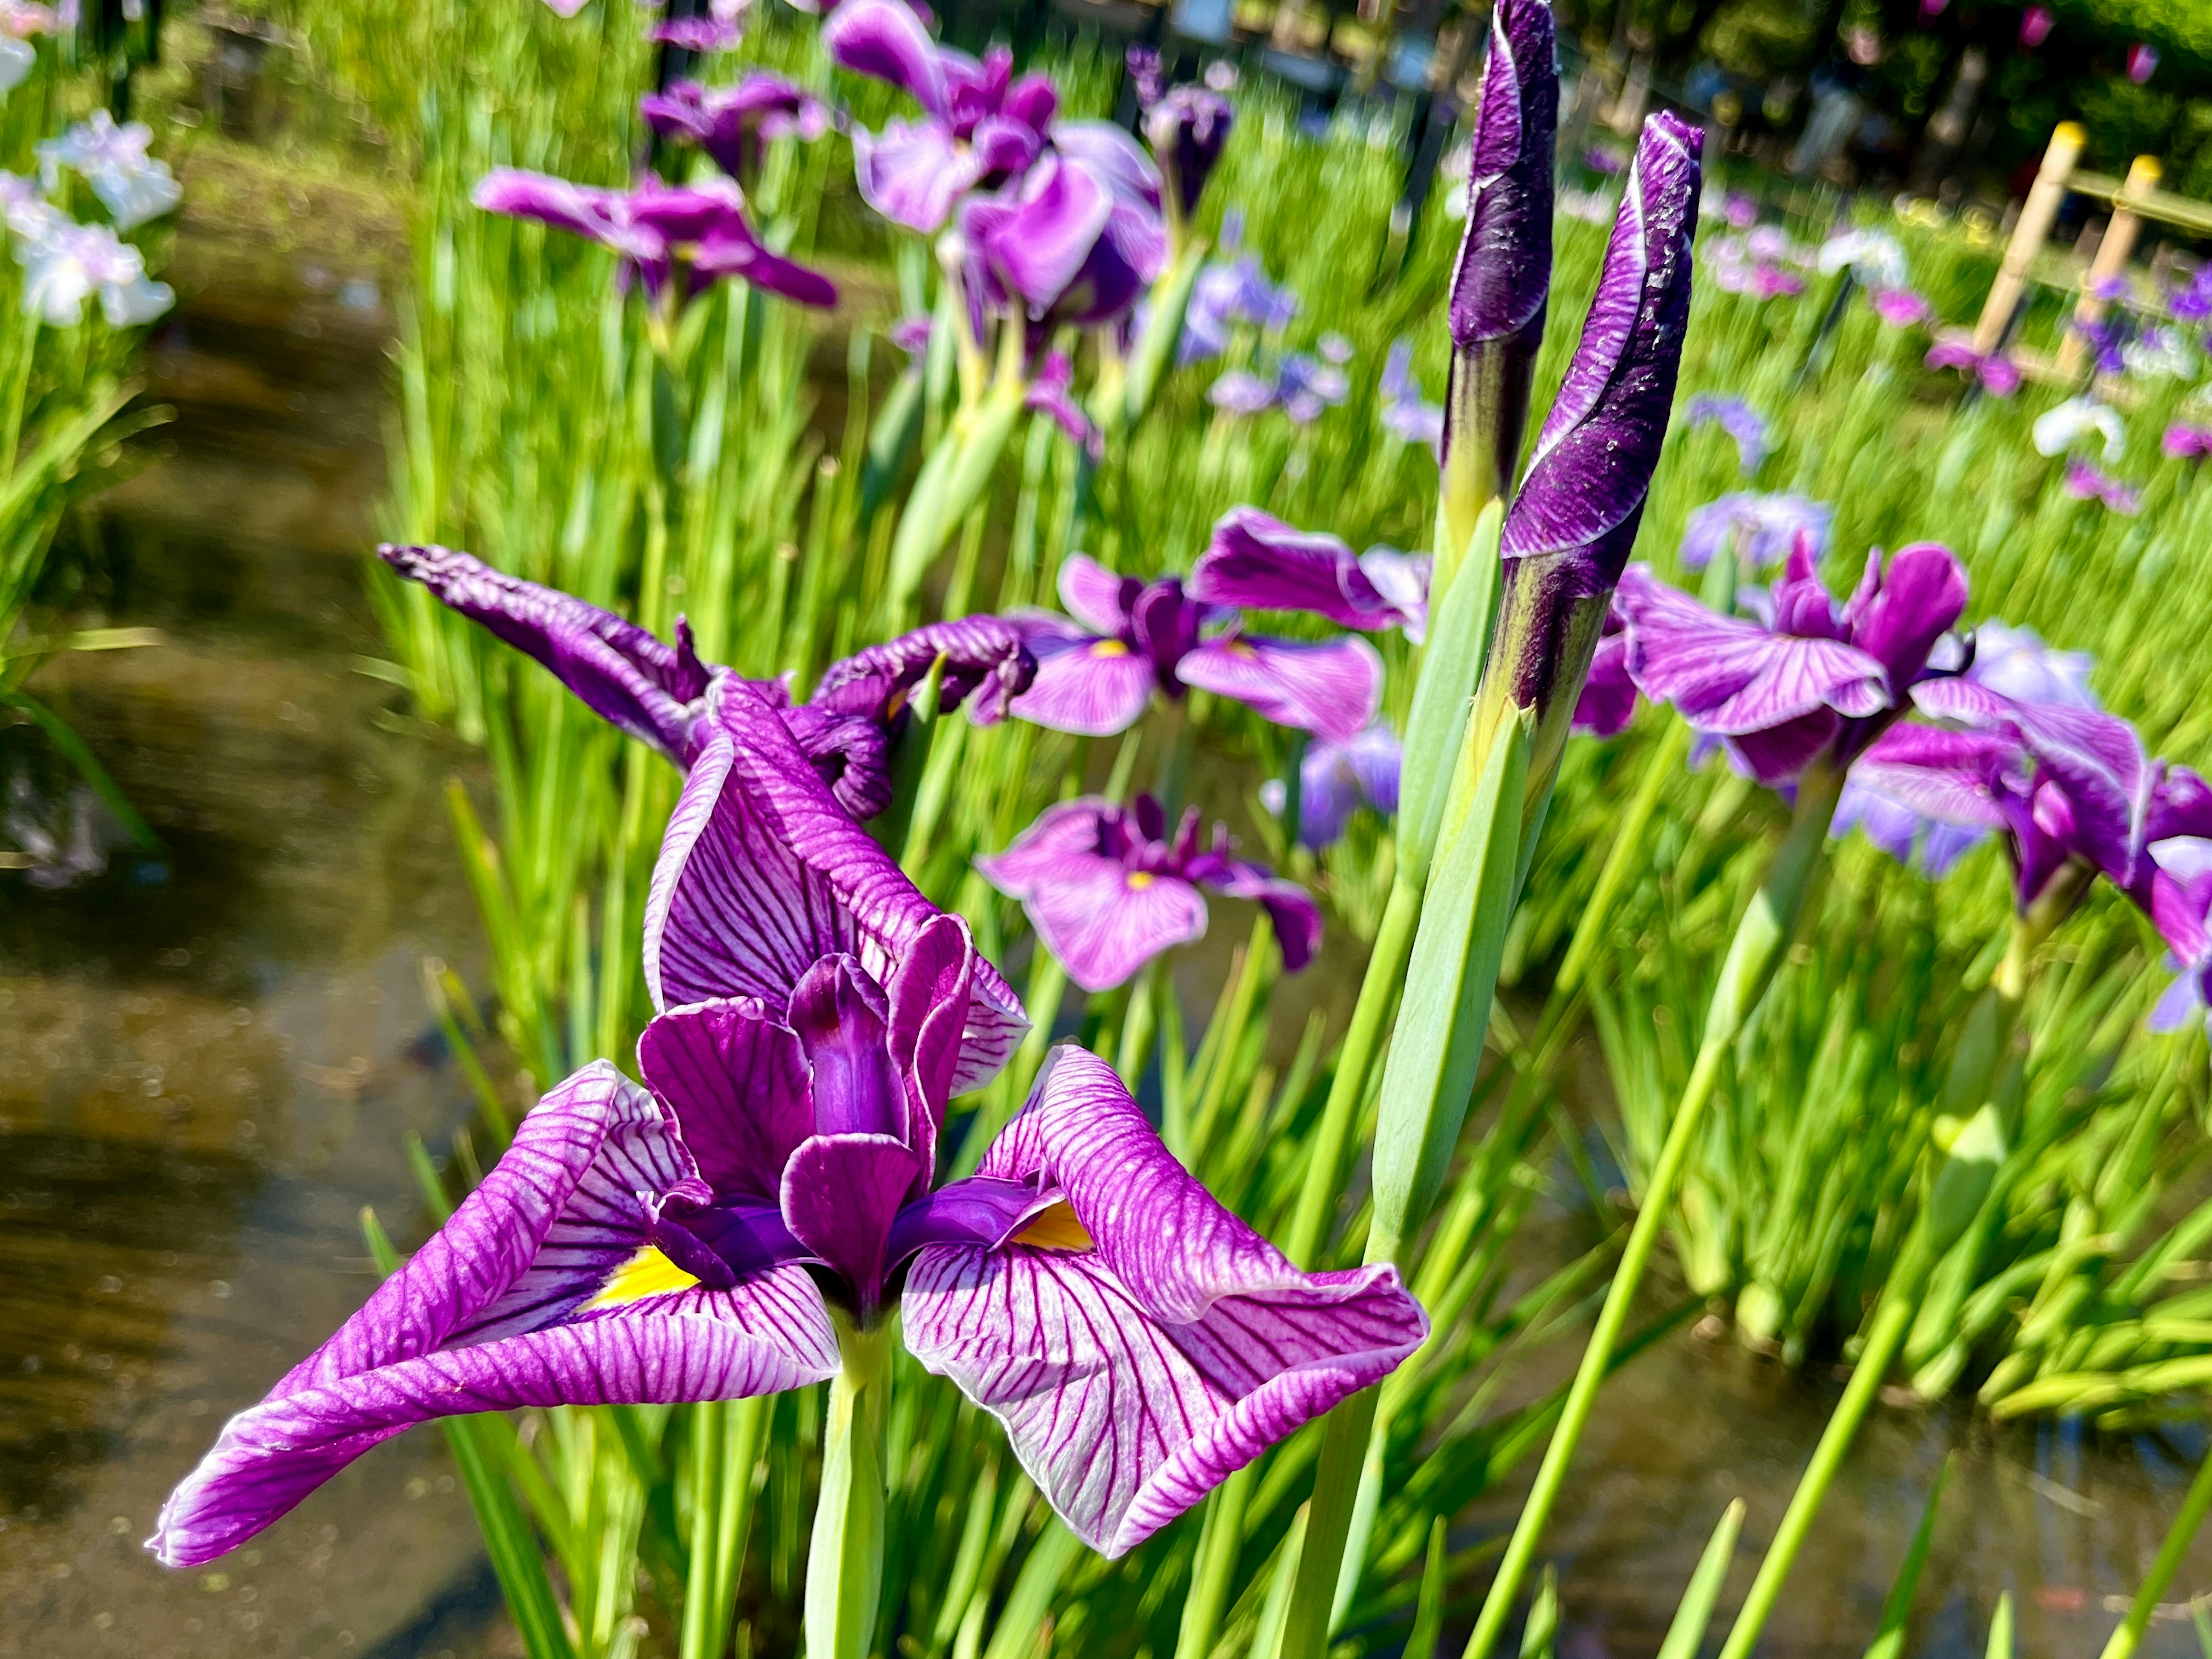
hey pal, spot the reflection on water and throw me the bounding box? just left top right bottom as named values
left=0, top=266, right=509, bottom=1656
left=2, top=200, right=2209, bottom=1659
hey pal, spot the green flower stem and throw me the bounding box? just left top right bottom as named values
left=805, top=1313, right=894, bottom=1659
left=2099, top=1444, right=2212, bottom=1659
left=1117, top=957, right=1160, bottom=1089
left=1171, top=1464, right=1252, bottom=1659
left=1461, top=764, right=1845, bottom=1659
left=1282, top=874, right=1420, bottom=1267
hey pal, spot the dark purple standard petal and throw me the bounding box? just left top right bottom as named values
left=645, top=676, right=1027, bottom=1090
left=903, top=1046, right=1426, bottom=1556
left=377, top=544, right=712, bottom=761
left=150, top=1064, right=838, bottom=1568
left=1142, top=84, right=1233, bottom=228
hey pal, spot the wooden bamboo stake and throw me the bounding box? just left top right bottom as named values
left=1973, top=122, right=2084, bottom=356
left=2056, top=153, right=2161, bottom=381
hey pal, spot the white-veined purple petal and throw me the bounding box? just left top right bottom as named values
left=1176, top=634, right=1382, bottom=743
left=1008, top=632, right=1160, bottom=734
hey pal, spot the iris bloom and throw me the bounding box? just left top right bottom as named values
left=825, top=0, right=1059, bottom=233
left=1259, top=724, right=1402, bottom=850
left=956, top=136, right=1165, bottom=343
left=16, top=215, right=172, bottom=325
left=1925, top=339, right=2020, bottom=397
left=1190, top=506, right=1427, bottom=643
left=1679, top=492, right=1831, bottom=573
left=1872, top=287, right=1932, bottom=328
left=1612, top=538, right=1968, bottom=787
left=37, top=111, right=181, bottom=231
left=151, top=677, right=1425, bottom=1566
left=1127, top=45, right=1232, bottom=241
left=378, top=543, right=1032, bottom=819
left=1683, top=393, right=1769, bottom=472
left=474, top=170, right=837, bottom=311
left=649, top=14, right=744, bottom=50
left=2063, top=459, right=2141, bottom=514
left=2164, top=422, right=2212, bottom=461
left=1007, top=550, right=1381, bottom=740
left=2142, top=771, right=2212, bottom=1035
left=2032, top=395, right=2125, bottom=460
left=978, top=793, right=1322, bottom=990
left=1178, top=234, right=1298, bottom=366
left=641, top=74, right=830, bottom=184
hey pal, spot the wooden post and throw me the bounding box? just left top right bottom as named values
left=1973, top=122, right=2084, bottom=355
left=2056, top=153, right=2162, bottom=381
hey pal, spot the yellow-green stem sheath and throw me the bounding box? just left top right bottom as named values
left=805, top=1314, right=893, bottom=1659
left=2099, top=1445, right=2212, bottom=1659
left=1461, top=764, right=1844, bottom=1659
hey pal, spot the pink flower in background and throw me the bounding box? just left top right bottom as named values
left=2128, top=43, right=2158, bottom=85
left=2163, top=422, right=2212, bottom=461
left=2020, top=5, right=2053, bottom=48
left=2063, top=459, right=2141, bottom=515
left=1925, top=338, right=2020, bottom=397
left=1873, top=288, right=1931, bottom=328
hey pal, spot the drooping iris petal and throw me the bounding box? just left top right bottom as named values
left=1201, top=862, right=1324, bottom=971
left=149, top=1063, right=839, bottom=1569
left=690, top=214, right=841, bottom=309
left=645, top=676, right=1027, bottom=1090
left=1177, top=634, right=1382, bottom=744
left=1008, top=617, right=1160, bottom=735
left=377, top=543, right=712, bottom=761
left=1571, top=621, right=1638, bottom=737
left=903, top=1046, right=1426, bottom=1557
left=810, top=614, right=1036, bottom=728
left=1190, top=507, right=1423, bottom=635
left=638, top=998, right=813, bottom=1205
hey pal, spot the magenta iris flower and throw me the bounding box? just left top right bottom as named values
left=641, top=73, right=830, bottom=184
left=1190, top=506, right=1427, bottom=643
left=2063, top=459, right=2141, bottom=514
left=1260, top=724, right=1402, bottom=850
left=1925, top=339, right=2021, bottom=397
left=1007, top=551, right=1382, bottom=741
left=2142, top=770, right=2212, bottom=1035
left=978, top=793, right=1322, bottom=991
left=2165, top=422, right=2212, bottom=461
left=378, top=543, right=1033, bottom=820
left=1679, top=492, right=1831, bottom=572
left=473, top=170, right=836, bottom=310
left=151, top=678, right=1424, bottom=1566
left=825, top=0, right=1059, bottom=233
left=1613, top=539, right=1968, bottom=787
left=1872, top=287, right=1932, bottom=328
left=956, top=135, right=1166, bottom=344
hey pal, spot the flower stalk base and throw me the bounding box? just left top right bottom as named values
left=805, top=1314, right=894, bottom=1659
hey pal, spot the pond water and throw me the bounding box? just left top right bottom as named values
left=3, top=232, right=2210, bottom=1659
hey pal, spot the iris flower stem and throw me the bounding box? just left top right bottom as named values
left=887, top=332, right=1028, bottom=623
left=0, top=310, right=38, bottom=479
left=2100, top=1445, right=2212, bottom=1659
left=1461, top=764, right=1844, bottom=1659
left=1118, top=958, right=1160, bottom=1090
left=804, top=1313, right=894, bottom=1659
left=678, top=1402, right=727, bottom=1659
left=1172, top=1464, right=1252, bottom=1659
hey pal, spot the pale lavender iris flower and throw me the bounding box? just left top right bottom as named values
left=641, top=74, right=830, bottom=184
left=1379, top=340, right=1444, bottom=450
left=151, top=678, right=1426, bottom=1566
left=978, top=793, right=1322, bottom=990
left=1679, top=491, right=1832, bottom=571
left=1179, top=251, right=1298, bottom=365
left=378, top=543, right=1032, bottom=820
left=1260, top=724, right=1402, bottom=849
left=1191, top=506, right=1428, bottom=643
left=1613, top=537, right=1969, bottom=787
left=1683, top=393, right=1769, bottom=472
left=1008, top=552, right=1382, bottom=740
left=473, top=169, right=837, bottom=310
left=825, top=0, right=1059, bottom=233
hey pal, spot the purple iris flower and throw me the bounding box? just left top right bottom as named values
left=825, top=0, right=1059, bottom=233
left=1872, top=287, right=1933, bottom=328
left=1442, top=0, right=1555, bottom=512
left=978, top=793, right=1321, bottom=990
left=1711, top=235, right=1804, bottom=299
left=150, top=678, right=1426, bottom=1567
left=473, top=170, right=836, bottom=310
left=641, top=74, right=830, bottom=184
left=649, top=14, right=744, bottom=50
left=1207, top=368, right=1277, bottom=414
left=1683, top=393, right=1770, bottom=472
left=377, top=544, right=1033, bottom=820
left=1925, top=339, right=2021, bottom=397
left=1006, top=551, right=1382, bottom=741
left=1190, top=506, right=1428, bottom=642
left=1612, top=537, right=1969, bottom=788
left=1179, top=253, right=1297, bottom=365
left=1380, top=340, right=1445, bottom=450
left=2141, top=769, right=2212, bottom=1035
left=1679, top=492, right=1832, bottom=571
left=1127, top=45, right=1233, bottom=234
left=2063, top=459, right=2141, bottom=514
left=1276, top=351, right=1350, bottom=424
left=1571, top=604, right=1637, bottom=738
left=2170, top=267, right=2212, bottom=324
left=1259, top=724, right=1402, bottom=850
left=2164, top=422, right=2212, bottom=461
left=956, top=139, right=1166, bottom=345
left=1488, top=111, right=1699, bottom=737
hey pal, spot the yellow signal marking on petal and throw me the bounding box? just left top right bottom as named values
left=1089, top=639, right=1131, bottom=657
left=580, top=1245, right=701, bottom=1311
left=1012, top=1202, right=1095, bottom=1252
left=1126, top=871, right=1155, bottom=889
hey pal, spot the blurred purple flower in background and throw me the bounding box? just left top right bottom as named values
left=1679, top=492, right=1831, bottom=571
left=1683, top=393, right=1770, bottom=471
left=979, top=793, right=1322, bottom=989
left=1260, top=724, right=1402, bottom=849
left=1925, top=338, right=2021, bottom=396
left=1178, top=250, right=1298, bottom=364
left=2063, top=459, right=2140, bottom=514
left=1191, top=506, right=1428, bottom=641
left=649, top=14, right=744, bottom=50
left=1872, top=287, right=1931, bottom=328
left=642, top=74, right=829, bottom=182
left=1380, top=340, right=1444, bottom=450
left=2163, top=422, right=2212, bottom=461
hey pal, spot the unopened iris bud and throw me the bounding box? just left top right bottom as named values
left=1439, top=0, right=1557, bottom=571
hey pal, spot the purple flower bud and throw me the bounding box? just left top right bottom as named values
left=1141, top=84, right=1234, bottom=231
left=1440, top=0, right=1556, bottom=533
left=1488, top=110, right=1699, bottom=734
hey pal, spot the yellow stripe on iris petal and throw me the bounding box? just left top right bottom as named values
left=579, top=1244, right=701, bottom=1311
left=1012, top=1201, right=1094, bottom=1252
